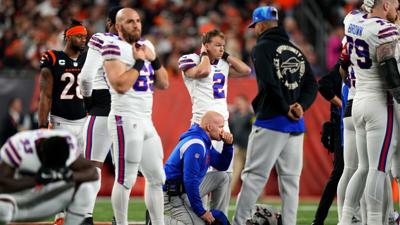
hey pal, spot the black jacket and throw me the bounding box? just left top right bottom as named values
left=318, top=62, right=342, bottom=122
left=251, top=26, right=318, bottom=119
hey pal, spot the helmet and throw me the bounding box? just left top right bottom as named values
left=245, top=204, right=282, bottom=225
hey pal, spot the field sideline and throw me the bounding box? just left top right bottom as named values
left=91, top=197, right=340, bottom=225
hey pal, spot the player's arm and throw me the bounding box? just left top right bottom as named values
left=183, top=45, right=211, bottom=79
left=225, top=54, right=251, bottom=77
left=79, top=47, right=103, bottom=97
left=68, top=156, right=98, bottom=184
left=0, top=162, right=36, bottom=193
left=38, top=67, right=53, bottom=128
left=143, top=45, right=169, bottom=89
left=104, top=45, right=145, bottom=94
left=377, top=40, right=400, bottom=103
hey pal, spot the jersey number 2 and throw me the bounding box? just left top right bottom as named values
left=213, top=73, right=225, bottom=99
left=60, top=73, right=83, bottom=99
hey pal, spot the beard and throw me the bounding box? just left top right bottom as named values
left=71, top=43, right=85, bottom=52
left=120, top=26, right=141, bottom=44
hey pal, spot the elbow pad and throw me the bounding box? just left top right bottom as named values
left=379, top=58, right=400, bottom=103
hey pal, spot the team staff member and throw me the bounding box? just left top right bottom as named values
left=163, top=111, right=233, bottom=225
left=39, top=19, right=87, bottom=147
left=311, top=62, right=344, bottom=225
left=233, top=6, right=318, bottom=225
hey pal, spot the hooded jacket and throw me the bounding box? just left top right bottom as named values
left=164, top=124, right=233, bottom=217
left=251, top=26, right=318, bottom=132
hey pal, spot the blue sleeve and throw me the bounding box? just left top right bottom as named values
left=183, top=144, right=206, bottom=217
left=210, top=143, right=233, bottom=171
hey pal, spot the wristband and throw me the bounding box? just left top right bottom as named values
left=222, top=52, right=229, bottom=61
left=151, top=57, right=162, bottom=70
left=133, top=59, right=145, bottom=72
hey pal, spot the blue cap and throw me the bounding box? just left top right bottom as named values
left=248, top=6, right=278, bottom=28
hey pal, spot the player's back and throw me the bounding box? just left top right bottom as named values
left=40, top=50, right=87, bottom=120
left=179, top=53, right=230, bottom=124
left=0, top=130, right=79, bottom=174
left=86, top=33, right=122, bottom=116
left=344, top=10, right=399, bottom=95
left=104, top=38, right=155, bottom=119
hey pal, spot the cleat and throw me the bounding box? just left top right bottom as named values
left=112, top=216, right=116, bottom=225
left=145, top=210, right=152, bottom=225
left=54, top=212, right=65, bottom=225
left=80, top=217, right=94, bottom=225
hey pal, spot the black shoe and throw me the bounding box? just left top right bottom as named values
left=145, top=210, right=152, bottom=225
left=112, top=216, right=116, bottom=225
left=80, top=217, right=94, bottom=225
left=311, top=221, right=323, bottom=225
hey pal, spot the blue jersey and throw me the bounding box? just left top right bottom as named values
left=164, top=124, right=233, bottom=217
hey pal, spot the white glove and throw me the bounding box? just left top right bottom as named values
left=362, top=0, right=375, bottom=12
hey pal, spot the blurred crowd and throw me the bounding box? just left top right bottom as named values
left=0, top=0, right=338, bottom=78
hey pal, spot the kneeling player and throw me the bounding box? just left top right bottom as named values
left=0, top=129, right=98, bottom=225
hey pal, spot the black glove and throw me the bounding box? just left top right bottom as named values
left=83, top=96, right=93, bottom=112
left=36, top=167, right=73, bottom=185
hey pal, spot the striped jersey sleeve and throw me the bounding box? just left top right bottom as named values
left=88, top=33, right=105, bottom=52
left=376, top=23, right=399, bottom=41
left=101, top=41, right=122, bottom=61
left=39, top=50, right=56, bottom=69
left=178, top=54, right=198, bottom=72
left=0, top=138, right=22, bottom=168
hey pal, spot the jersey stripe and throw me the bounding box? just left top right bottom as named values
left=378, top=95, right=394, bottom=172
left=47, top=50, right=56, bottom=65
left=8, top=140, right=21, bottom=162
left=179, top=139, right=205, bottom=159
left=4, top=147, right=20, bottom=167
left=102, top=50, right=121, bottom=56
left=378, top=26, right=397, bottom=34
left=91, top=36, right=104, bottom=44
left=85, top=116, right=96, bottom=160
left=115, top=116, right=125, bottom=185
left=378, top=31, right=399, bottom=39
left=89, top=41, right=102, bottom=50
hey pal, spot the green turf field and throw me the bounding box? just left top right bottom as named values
left=92, top=197, right=339, bottom=225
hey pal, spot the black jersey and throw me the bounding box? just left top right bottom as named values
left=40, top=50, right=87, bottom=120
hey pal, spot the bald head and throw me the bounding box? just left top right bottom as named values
left=200, top=111, right=225, bottom=141
left=201, top=111, right=224, bottom=127
left=116, top=8, right=139, bottom=24
left=115, top=8, right=142, bottom=44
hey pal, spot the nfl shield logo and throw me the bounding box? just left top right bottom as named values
left=73, top=62, right=78, bottom=67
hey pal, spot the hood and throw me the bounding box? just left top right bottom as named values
left=179, top=124, right=211, bottom=145
left=258, top=26, right=289, bottom=43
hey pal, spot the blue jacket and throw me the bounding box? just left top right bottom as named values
left=164, top=124, right=233, bottom=217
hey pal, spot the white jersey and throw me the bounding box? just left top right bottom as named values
left=102, top=38, right=156, bottom=119
left=344, top=10, right=400, bottom=95
left=179, top=53, right=230, bottom=124
left=79, top=33, right=121, bottom=97
left=0, top=130, right=80, bottom=174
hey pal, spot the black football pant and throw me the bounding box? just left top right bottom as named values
left=312, top=147, right=344, bottom=225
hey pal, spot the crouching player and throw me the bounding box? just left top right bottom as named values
left=0, top=129, right=98, bottom=225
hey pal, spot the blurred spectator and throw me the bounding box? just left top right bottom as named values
left=0, top=97, right=25, bottom=145
left=326, top=25, right=344, bottom=71
left=0, top=0, right=319, bottom=77
left=229, top=94, right=254, bottom=193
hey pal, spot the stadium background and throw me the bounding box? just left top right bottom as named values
left=0, top=0, right=383, bottom=199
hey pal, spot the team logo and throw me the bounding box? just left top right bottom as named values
left=73, top=62, right=78, bottom=67
left=59, top=60, right=66, bottom=66
left=194, top=153, right=200, bottom=159
left=273, top=45, right=305, bottom=90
